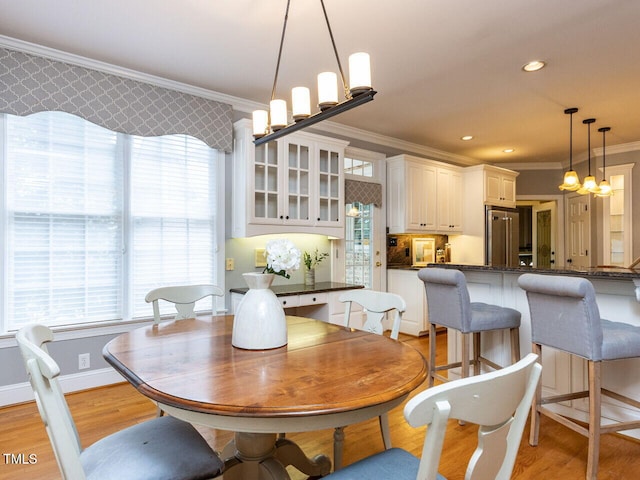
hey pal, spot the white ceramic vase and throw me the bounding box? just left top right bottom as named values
left=232, top=272, right=287, bottom=350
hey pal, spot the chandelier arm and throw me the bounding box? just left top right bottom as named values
left=320, top=0, right=350, bottom=99
left=271, top=0, right=292, bottom=101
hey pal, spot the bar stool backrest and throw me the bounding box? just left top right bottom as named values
left=419, top=268, right=472, bottom=333
left=518, top=273, right=603, bottom=360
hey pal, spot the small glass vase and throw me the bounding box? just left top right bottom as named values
left=232, top=272, right=287, bottom=350
left=304, top=268, right=315, bottom=286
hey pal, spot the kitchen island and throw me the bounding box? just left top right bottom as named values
left=230, top=281, right=365, bottom=327
left=427, top=263, right=640, bottom=439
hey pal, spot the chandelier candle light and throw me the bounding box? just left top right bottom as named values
left=252, top=0, right=376, bottom=146
left=559, top=107, right=581, bottom=191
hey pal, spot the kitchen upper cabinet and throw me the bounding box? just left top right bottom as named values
left=483, top=166, right=518, bottom=207
left=232, top=119, right=348, bottom=237
left=387, top=154, right=463, bottom=234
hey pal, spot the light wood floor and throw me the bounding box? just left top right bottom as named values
left=1, top=332, right=639, bottom=480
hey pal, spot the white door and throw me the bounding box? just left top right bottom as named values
left=566, top=194, right=591, bottom=269
left=343, top=202, right=384, bottom=290
left=532, top=201, right=557, bottom=268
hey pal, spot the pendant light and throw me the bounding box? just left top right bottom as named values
left=595, top=127, right=613, bottom=197
left=577, top=118, right=600, bottom=195
left=252, top=0, right=376, bottom=146
left=558, top=107, right=581, bottom=191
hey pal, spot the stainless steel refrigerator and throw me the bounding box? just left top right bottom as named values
left=486, top=206, right=519, bottom=267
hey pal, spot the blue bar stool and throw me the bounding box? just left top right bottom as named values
left=519, top=273, right=640, bottom=480
left=419, top=267, right=521, bottom=387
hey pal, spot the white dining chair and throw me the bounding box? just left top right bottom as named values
left=322, top=353, right=541, bottom=480
left=16, top=324, right=224, bottom=480
left=145, top=284, right=224, bottom=323
left=331, top=289, right=406, bottom=469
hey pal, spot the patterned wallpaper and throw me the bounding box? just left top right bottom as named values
left=0, top=47, right=233, bottom=152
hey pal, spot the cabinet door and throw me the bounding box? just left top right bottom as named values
left=407, top=163, right=436, bottom=231
left=501, top=175, right=516, bottom=205
left=283, top=138, right=312, bottom=225
left=438, top=168, right=463, bottom=232
left=485, top=170, right=502, bottom=205
left=252, top=141, right=281, bottom=224
left=316, top=142, right=344, bottom=227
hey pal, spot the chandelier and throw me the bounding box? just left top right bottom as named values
left=252, top=0, right=376, bottom=146
left=595, top=126, right=613, bottom=197
left=577, top=118, right=600, bottom=195
left=558, top=107, right=581, bottom=191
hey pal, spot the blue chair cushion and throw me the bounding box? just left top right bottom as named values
left=469, top=302, right=521, bottom=333
left=81, top=415, right=224, bottom=480
left=323, top=447, right=446, bottom=480
left=601, top=319, right=640, bottom=361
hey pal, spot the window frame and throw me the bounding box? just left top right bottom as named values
left=0, top=112, right=226, bottom=345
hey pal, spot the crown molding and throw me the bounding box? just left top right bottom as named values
left=593, top=140, right=640, bottom=156
left=500, top=161, right=562, bottom=171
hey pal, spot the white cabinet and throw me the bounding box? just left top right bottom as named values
left=232, top=119, right=348, bottom=237
left=483, top=166, right=518, bottom=207
left=387, top=269, right=428, bottom=336
left=387, top=154, right=463, bottom=234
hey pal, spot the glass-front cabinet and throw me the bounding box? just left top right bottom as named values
left=602, top=163, right=634, bottom=266
left=232, top=119, right=348, bottom=237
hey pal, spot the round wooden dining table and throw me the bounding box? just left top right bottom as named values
left=103, top=315, right=427, bottom=479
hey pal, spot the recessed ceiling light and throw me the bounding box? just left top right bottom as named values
left=503, top=148, right=515, bottom=153
left=522, top=60, right=546, bottom=72
left=461, top=135, right=473, bottom=141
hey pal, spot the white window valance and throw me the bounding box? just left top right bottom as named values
left=0, top=47, right=233, bottom=152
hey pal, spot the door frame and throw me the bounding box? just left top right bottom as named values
left=516, top=194, right=565, bottom=267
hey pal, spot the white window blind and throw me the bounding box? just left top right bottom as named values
left=3, top=111, right=220, bottom=332
left=130, top=135, right=218, bottom=318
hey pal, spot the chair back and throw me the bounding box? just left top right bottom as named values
left=518, top=273, right=603, bottom=360
left=418, top=268, right=472, bottom=332
left=145, top=284, right=224, bottom=323
left=339, top=289, right=406, bottom=340
left=16, top=325, right=86, bottom=480
left=405, top=352, right=541, bottom=480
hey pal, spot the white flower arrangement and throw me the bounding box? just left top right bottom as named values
left=263, top=239, right=301, bottom=279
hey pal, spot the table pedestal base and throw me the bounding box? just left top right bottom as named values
left=222, top=432, right=332, bottom=479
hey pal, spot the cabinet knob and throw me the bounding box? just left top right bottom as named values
left=282, top=300, right=287, bottom=305
left=317, top=217, right=321, bottom=221
left=312, top=297, right=316, bottom=302
left=280, top=215, right=284, bottom=219
left=285, top=215, right=289, bottom=219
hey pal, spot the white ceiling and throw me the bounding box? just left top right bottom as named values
left=1, top=0, right=639, bottom=166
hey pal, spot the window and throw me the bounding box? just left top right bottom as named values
left=1, top=112, right=223, bottom=333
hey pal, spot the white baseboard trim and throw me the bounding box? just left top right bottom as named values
left=0, top=368, right=124, bottom=407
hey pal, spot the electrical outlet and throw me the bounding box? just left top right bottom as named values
left=225, top=258, right=234, bottom=271
left=78, top=353, right=90, bottom=370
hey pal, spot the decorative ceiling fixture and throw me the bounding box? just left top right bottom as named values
left=522, top=60, right=546, bottom=72
left=252, top=0, right=376, bottom=146
left=577, top=118, right=599, bottom=195
left=595, top=126, right=613, bottom=197
left=559, top=107, right=581, bottom=191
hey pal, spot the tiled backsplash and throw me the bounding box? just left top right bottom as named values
left=387, top=234, right=449, bottom=266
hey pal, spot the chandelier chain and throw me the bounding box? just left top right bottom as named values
left=271, top=0, right=350, bottom=103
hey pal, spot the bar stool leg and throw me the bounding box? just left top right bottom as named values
left=428, top=322, right=437, bottom=387
left=472, top=332, right=481, bottom=376
left=461, top=333, right=470, bottom=380
left=587, top=361, right=602, bottom=480
left=510, top=327, right=521, bottom=364
left=529, top=343, right=542, bottom=446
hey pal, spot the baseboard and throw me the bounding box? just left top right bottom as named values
left=0, top=368, right=124, bottom=407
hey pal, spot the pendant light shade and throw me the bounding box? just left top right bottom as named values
left=577, top=118, right=600, bottom=195
left=595, top=127, right=613, bottom=197
left=559, top=108, right=581, bottom=191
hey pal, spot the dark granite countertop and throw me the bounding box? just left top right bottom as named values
left=387, top=263, right=640, bottom=279
left=230, top=281, right=365, bottom=297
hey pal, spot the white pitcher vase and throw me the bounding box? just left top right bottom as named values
left=232, top=272, right=287, bottom=350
